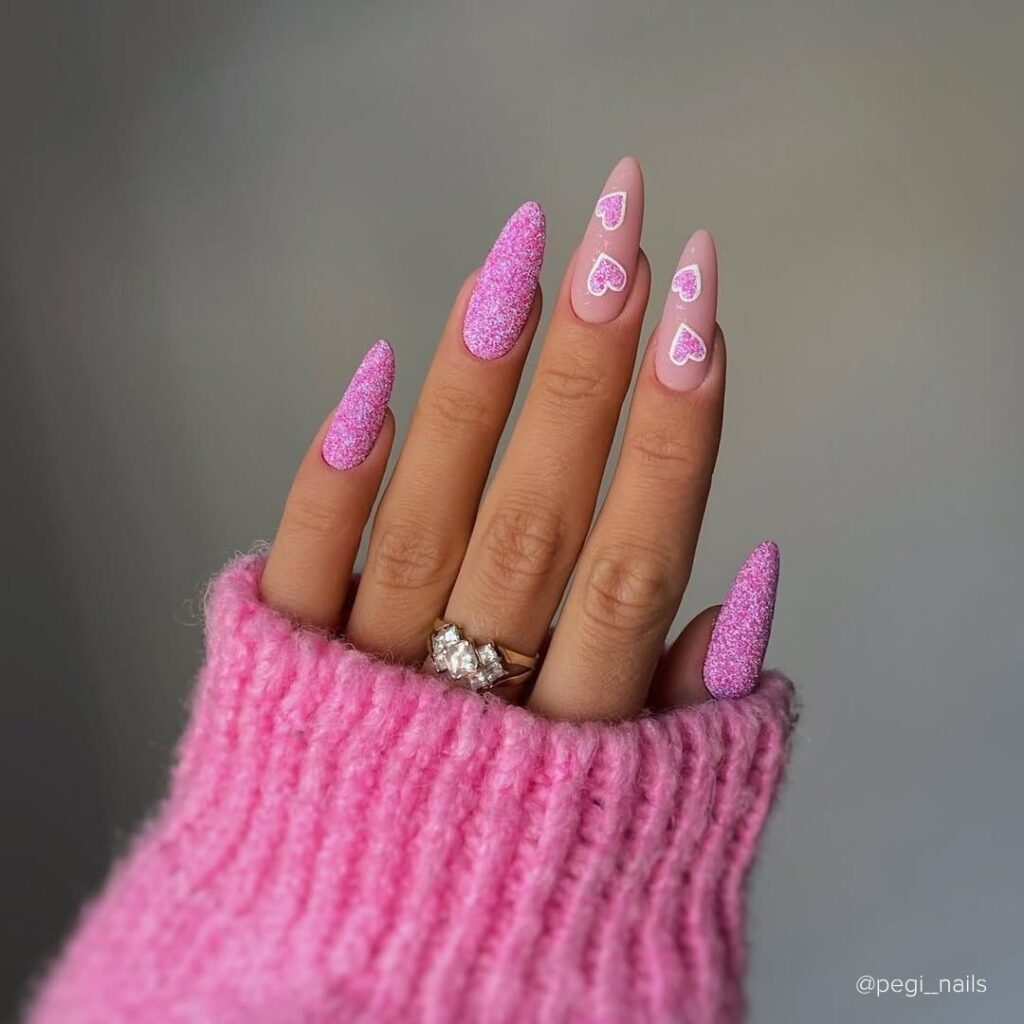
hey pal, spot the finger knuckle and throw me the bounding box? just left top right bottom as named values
left=626, top=426, right=703, bottom=477
left=285, top=494, right=351, bottom=541
left=477, top=497, right=567, bottom=591
left=369, top=518, right=452, bottom=593
left=424, top=381, right=493, bottom=437
left=534, top=349, right=612, bottom=407
left=580, top=546, right=673, bottom=639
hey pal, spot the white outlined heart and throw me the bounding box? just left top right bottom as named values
left=668, top=323, right=707, bottom=366
left=594, top=191, right=627, bottom=231
left=671, top=263, right=701, bottom=303
left=586, top=253, right=627, bottom=297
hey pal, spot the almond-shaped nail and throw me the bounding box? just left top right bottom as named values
left=463, top=201, right=546, bottom=360
left=654, top=228, right=718, bottom=391
left=703, top=541, right=780, bottom=698
left=570, top=156, right=644, bottom=324
left=321, top=339, right=395, bottom=470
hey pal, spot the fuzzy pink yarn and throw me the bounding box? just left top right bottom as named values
left=26, top=556, right=795, bottom=1024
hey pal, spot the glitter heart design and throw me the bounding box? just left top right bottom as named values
left=671, top=263, right=701, bottom=303
left=594, top=191, right=627, bottom=231
left=586, top=253, right=628, bottom=297
left=669, top=323, right=707, bottom=366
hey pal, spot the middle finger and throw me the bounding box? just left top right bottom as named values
left=442, top=157, right=649, bottom=662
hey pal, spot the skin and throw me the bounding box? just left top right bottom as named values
left=261, top=185, right=729, bottom=721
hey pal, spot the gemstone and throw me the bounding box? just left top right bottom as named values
left=477, top=643, right=500, bottom=666
left=446, top=640, right=479, bottom=678
left=464, top=661, right=504, bottom=691
left=480, top=661, right=505, bottom=684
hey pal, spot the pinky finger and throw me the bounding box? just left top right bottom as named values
left=648, top=541, right=780, bottom=709
left=647, top=606, right=719, bottom=709
left=261, top=341, right=396, bottom=631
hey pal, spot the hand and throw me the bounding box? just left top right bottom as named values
left=260, top=157, right=778, bottom=720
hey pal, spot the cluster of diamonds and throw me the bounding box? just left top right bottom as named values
left=430, top=623, right=508, bottom=691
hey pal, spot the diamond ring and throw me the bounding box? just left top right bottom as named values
left=427, top=620, right=537, bottom=694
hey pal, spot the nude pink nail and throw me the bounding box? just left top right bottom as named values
left=570, top=157, right=644, bottom=324
left=703, top=542, right=780, bottom=699
left=463, top=201, right=546, bottom=360
left=654, top=229, right=718, bottom=391
left=321, top=339, right=395, bottom=470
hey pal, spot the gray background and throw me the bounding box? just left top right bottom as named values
left=3, top=1, right=1022, bottom=1020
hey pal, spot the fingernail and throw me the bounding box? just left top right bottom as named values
left=321, top=339, right=395, bottom=470
left=703, top=541, right=780, bottom=698
left=463, top=201, right=546, bottom=360
left=654, top=229, right=718, bottom=391
left=570, top=156, right=644, bottom=323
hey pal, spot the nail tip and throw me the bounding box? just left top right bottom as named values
left=684, top=227, right=716, bottom=255
left=511, top=200, right=546, bottom=235
left=610, top=154, right=643, bottom=178
left=367, top=337, right=396, bottom=371
left=494, top=200, right=547, bottom=260
left=748, top=539, right=780, bottom=571
left=364, top=343, right=396, bottom=397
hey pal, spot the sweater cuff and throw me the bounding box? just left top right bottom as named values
left=31, top=554, right=796, bottom=1024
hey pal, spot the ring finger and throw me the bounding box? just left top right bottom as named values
left=531, top=230, right=724, bottom=720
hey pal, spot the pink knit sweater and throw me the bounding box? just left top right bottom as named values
left=27, top=556, right=795, bottom=1024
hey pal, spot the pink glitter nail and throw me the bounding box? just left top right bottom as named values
left=463, top=201, right=546, bottom=360
left=703, top=541, right=780, bottom=699
left=321, top=339, right=395, bottom=470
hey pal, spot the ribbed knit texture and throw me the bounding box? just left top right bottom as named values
left=27, top=556, right=795, bottom=1024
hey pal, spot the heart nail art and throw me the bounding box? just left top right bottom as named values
left=669, top=323, right=707, bottom=366
left=656, top=230, right=715, bottom=390
left=671, top=263, right=701, bottom=303
left=586, top=253, right=628, bottom=297
left=594, top=191, right=627, bottom=231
